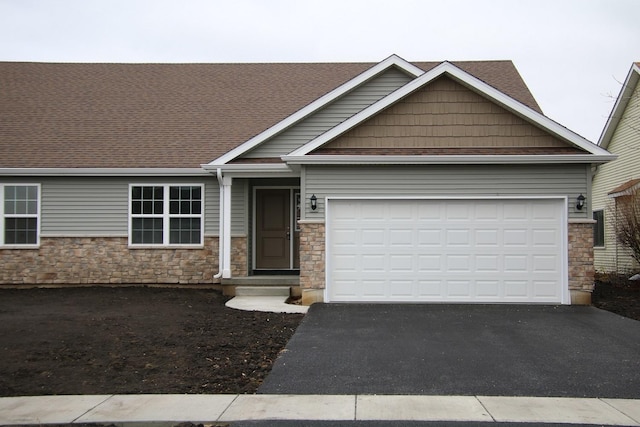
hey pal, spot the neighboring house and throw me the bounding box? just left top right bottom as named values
left=592, top=62, right=640, bottom=275
left=0, top=55, right=615, bottom=305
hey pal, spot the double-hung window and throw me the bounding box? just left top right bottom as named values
left=129, top=184, right=203, bottom=246
left=1, top=184, right=40, bottom=247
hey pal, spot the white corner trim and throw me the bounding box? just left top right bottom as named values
left=285, top=62, right=613, bottom=159
left=207, top=54, right=425, bottom=166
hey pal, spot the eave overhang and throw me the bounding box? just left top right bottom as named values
left=201, top=162, right=298, bottom=178
left=281, top=154, right=617, bottom=165
left=0, top=168, right=209, bottom=177
left=598, top=63, right=640, bottom=149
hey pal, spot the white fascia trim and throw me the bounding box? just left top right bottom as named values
left=207, top=54, right=425, bottom=166
left=598, top=63, right=640, bottom=149
left=285, top=62, right=612, bottom=158
left=0, top=168, right=209, bottom=176
left=201, top=163, right=299, bottom=178
left=283, top=154, right=617, bottom=165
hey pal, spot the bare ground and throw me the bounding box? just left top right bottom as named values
left=0, top=278, right=638, bottom=399
left=0, top=287, right=303, bottom=397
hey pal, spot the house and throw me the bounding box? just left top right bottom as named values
left=0, top=55, right=615, bottom=305
left=592, top=62, right=640, bottom=275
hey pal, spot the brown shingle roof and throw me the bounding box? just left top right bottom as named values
left=0, top=60, right=542, bottom=169
left=609, top=178, right=640, bottom=195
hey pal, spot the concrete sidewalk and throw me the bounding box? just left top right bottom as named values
left=2, top=394, right=640, bottom=425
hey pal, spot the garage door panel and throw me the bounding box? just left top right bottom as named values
left=446, top=255, right=471, bottom=272
left=447, top=280, right=473, bottom=297
left=532, top=229, right=558, bottom=246
left=475, top=229, right=499, bottom=246
left=446, top=229, right=471, bottom=246
left=389, top=229, right=414, bottom=246
left=504, top=229, right=528, bottom=246
left=418, top=229, right=443, bottom=246
left=418, top=254, right=443, bottom=272
left=503, top=203, right=528, bottom=220
left=328, top=199, right=565, bottom=303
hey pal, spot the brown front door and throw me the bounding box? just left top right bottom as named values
left=255, top=189, right=291, bottom=269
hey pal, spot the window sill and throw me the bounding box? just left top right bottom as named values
left=0, top=245, right=40, bottom=250
left=128, top=245, right=205, bottom=250
left=594, top=246, right=606, bottom=250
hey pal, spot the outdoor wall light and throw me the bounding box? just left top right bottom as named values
left=310, top=194, right=317, bottom=211
left=576, top=194, right=586, bottom=210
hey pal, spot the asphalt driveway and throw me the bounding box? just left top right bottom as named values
left=259, top=304, right=640, bottom=398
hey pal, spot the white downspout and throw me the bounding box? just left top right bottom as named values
left=214, top=168, right=224, bottom=279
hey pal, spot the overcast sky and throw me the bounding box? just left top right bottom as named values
left=1, top=0, right=638, bottom=143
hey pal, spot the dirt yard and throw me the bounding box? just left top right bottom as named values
left=592, top=275, right=640, bottom=321
left=0, top=287, right=303, bottom=396
left=0, top=280, right=638, bottom=398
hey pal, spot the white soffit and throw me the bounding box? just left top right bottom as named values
left=207, top=54, right=424, bottom=166
left=283, top=62, right=614, bottom=160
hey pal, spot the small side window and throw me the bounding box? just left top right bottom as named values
left=593, top=210, right=604, bottom=247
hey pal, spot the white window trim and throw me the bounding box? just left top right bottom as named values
left=0, top=183, right=41, bottom=248
left=128, top=183, right=205, bottom=248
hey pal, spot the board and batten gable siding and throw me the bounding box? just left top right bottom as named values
left=0, top=176, right=246, bottom=237
left=242, top=67, right=413, bottom=158
left=319, top=76, right=572, bottom=151
left=302, top=164, right=590, bottom=219
left=592, top=79, right=640, bottom=273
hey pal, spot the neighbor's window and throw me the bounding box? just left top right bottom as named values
left=130, top=184, right=203, bottom=246
left=1, top=184, right=40, bottom=246
left=593, top=209, right=604, bottom=247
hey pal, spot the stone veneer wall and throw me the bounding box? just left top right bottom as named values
left=568, top=222, right=595, bottom=304
left=230, top=236, right=248, bottom=278
left=299, top=222, right=325, bottom=304
left=0, top=236, right=247, bottom=285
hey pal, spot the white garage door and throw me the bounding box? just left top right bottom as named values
left=327, top=199, right=567, bottom=303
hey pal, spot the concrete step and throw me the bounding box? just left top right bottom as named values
left=235, top=286, right=291, bottom=297
left=222, top=276, right=299, bottom=286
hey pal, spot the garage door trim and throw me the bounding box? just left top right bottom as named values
left=324, top=196, right=569, bottom=304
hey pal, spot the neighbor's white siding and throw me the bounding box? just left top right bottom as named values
left=592, top=79, right=640, bottom=273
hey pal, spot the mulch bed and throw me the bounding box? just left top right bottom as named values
left=0, top=279, right=638, bottom=400
left=592, top=274, right=640, bottom=321
left=0, top=287, right=303, bottom=397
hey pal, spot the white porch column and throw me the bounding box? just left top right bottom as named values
left=222, top=175, right=233, bottom=278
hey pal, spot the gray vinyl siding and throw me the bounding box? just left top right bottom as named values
left=302, top=164, right=589, bottom=219
left=1, top=176, right=221, bottom=236
left=243, top=67, right=413, bottom=158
